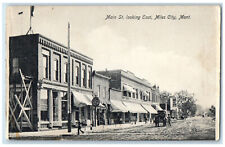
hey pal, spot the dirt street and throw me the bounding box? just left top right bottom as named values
left=10, top=116, right=215, bottom=141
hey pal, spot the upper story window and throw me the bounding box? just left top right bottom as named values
left=82, top=64, right=87, bottom=87
left=102, top=87, right=106, bottom=98
left=54, top=59, right=59, bottom=81
left=75, top=61, right=80, bottom=86
left=136, top=89, right=139, bottom=99
left=42, top=49, right=50, bottom=80
left=140, top=91, right=143, bottom=100
left=173, top=98, right=176, bottom=107
left=97, top=85, right=100, bottom=97
left=12, top=58, right=19, bottom=74
left=64, top=62, right=68, bottom=83
left=87, top=66, right=92, bottom=88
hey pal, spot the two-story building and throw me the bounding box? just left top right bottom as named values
left=9, top=34, right=95, bottom=132
left=92, top=71, right=111, bottom=126
left=97, top=70, right=159, bottom=125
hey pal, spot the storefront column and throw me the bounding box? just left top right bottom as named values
left=104, top=110, right=107, bottom=125
left=37, top=89, right=41, bottom=131
left=58, top=92, right=62, bottom=126
left=122, top=113, right=125, bottom=124
left=48, top=89, right=53, bottom=128
left=137, top=113, right=140, bottom=122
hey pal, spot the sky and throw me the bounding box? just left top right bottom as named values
left=6, top=5, right=220, bottom=109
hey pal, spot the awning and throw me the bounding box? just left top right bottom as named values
left=110, top=100, right=128, bottom=112
left=84, top=94, right=106, bottom=108
left=122, top=102, right=148, bottom=113
left=72, top=91, right=92, bottom=107
left=141, top=104, right=157, bottom=114
left=152, top=104, right=163, bottom=111
left=123, top=85, right=136, bottom=93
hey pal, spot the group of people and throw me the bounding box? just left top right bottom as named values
left=154, top=114, right=171, bottom=127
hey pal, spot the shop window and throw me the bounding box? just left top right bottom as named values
left=128, top=92, right=131, bottom=97
left=61, top=94, right=67, bottom=121
left=41, top=111, right=49, bottom=121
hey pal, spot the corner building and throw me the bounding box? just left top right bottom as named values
left=9, top=34, right=96, bottom=131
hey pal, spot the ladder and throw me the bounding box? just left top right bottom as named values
left=9, top=69, right=33, bottom=132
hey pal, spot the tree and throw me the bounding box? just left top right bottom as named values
left=175, top=90, right=197, bottom=118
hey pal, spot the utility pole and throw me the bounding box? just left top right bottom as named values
left=67, top=22, right=72, bottom=132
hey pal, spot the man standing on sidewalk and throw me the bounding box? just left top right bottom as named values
left=168, top=114, right=171, bottom=126
left=77, top=120, right=84, bottom=135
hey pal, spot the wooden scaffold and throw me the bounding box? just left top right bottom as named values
left=9, top=69, right=33, bottom=132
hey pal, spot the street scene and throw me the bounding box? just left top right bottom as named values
left=9, top=116, right=215, bottom=140
left=6, top=5, right=220, bottom=141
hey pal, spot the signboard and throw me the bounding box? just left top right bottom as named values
left=92, top=96, right=100, bottom=107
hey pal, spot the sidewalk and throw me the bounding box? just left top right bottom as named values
left=8, top=122, right=150, bottom=139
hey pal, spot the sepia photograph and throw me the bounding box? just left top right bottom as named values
left=5, top=5, right=221, bottom=141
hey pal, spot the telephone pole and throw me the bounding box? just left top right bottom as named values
left=67, top=22, right=72, bottom=132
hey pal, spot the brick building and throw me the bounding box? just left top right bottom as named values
left=97, top=70, right=160, bottom=124
left=9, top=34, right=96, bottom=131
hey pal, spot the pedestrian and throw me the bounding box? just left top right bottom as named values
left=167, top=114, right=171, bottom=126
left=77, top=120, right=84, bottom=135
left=155, top=115, right=159, bottom=127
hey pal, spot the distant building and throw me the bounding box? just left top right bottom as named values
left=97, top=70, right=160, bottom=124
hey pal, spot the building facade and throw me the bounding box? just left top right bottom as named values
left=92, top=71, right=111, bottom=126
left=9, top=34, right=95, bottom=132
left=97, top=70, right=160, bottom=124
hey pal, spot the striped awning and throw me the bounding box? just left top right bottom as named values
left=122, top=101, right=147, bottom=113
left=123, top=85, right=136, bottom=93
left=141, top=104, right=157, bottom=114
left=110, top=100, right=128, bottom=112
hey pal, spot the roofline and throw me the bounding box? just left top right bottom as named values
left=94, top=71, right=111, bottom=80
left=9, top=33, right=93, bottom=61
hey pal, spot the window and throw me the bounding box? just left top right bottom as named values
left=75, top=61, right=80, bottom=85
left=43, top=55, right=48, bottom=79
left=82, top=64, right=86, bottom=87
left=173, top=98, right=176, bottom=107
left=64, top=62, right=68, bottom=83
left=41, top=111, right=49, bottom=121
left=128, top=92, right=131, bottom=97
left=140, top=91, right=143, bottom=100
left=136, top=89, right=139, bottom=99
left=42, top=49, right=50, bottom=79
left=54, top=59, right=59, bottom=81
left=12, top=58, right=19, bottom=74
left=87, top=66, right=92, bottom=88
left=98, top=85, right=101, bottom=97
left=132, top=92, right=135, bottom=98
left=72, top=60, right=74, bottom=85
left=102, top=87, right=106, bottom=98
